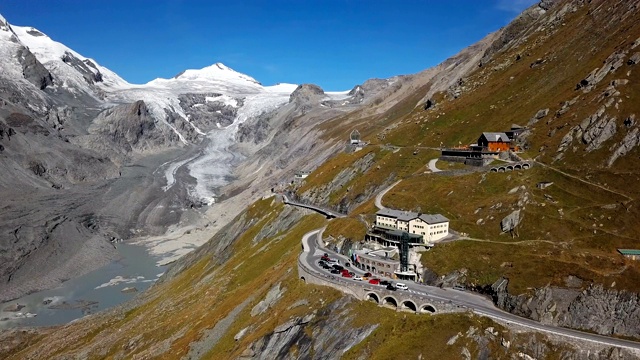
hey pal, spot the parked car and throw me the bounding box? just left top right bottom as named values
left=364, top=272, right=372, bottom=277
left=340, top=269, right=350, bottom=275
left=379, top=280, right=391, bottom=286
left=396, top=282, right=408, bottom=290
left=321, top=255, right=330, bottom=261
left=332, top=265, right=344, bottom=271
left=368, top=278, right=380, bottom=285
left=318, top=260, right=327, bottom=266
left=341, top=272, right=352, bottom=278
left=348, top=271, right=355, bottom=276
left=322, top=264, right=332, bottom=270
left=323, top=253, right=329, bottom=258
left=386, top=284, right=397, bottom=291
left=330, top=269, right=341, bottom=274
left=328, top=258, right=339, bottom=264
left=453, top=285, right=466, bottom=291
left=353, top=275, right=363, bottom=281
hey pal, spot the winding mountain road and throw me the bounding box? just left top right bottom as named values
left=299, top=229, right=640, bottom=352
left=374, top=180, right=401, bottom=210
left=427, top=158, right=442, bottom=173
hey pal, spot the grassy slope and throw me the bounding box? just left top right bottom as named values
left=5, top=199, right=327, bottom=359
left=292, top=0, right=640, bottom=295
left=3, top=196, right=575, bottom=360
left=5, top=1, right=640, bottom=358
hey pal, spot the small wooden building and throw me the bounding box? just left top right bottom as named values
left=477, top=132, right=511, bottom=152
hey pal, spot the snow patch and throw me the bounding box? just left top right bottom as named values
left=325, top=90, right=351, bottom=100
left=205, top=94, right=238, bottom=107
left=95, top=275, right=150, bottom=289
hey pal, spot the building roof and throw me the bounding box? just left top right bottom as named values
left=376, top=208, right=449, bottom=224
left=376, top=208, right=417, bottom=221
left=481, top=132, right=511, bottom=142
left=418, top=213, right=449, bottom=224
left=618, top=249, right=640, bottom=255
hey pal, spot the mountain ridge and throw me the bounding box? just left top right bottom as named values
left=0, top=10, right=392, bottom=303
left=3, top=0, right=640, bottom=358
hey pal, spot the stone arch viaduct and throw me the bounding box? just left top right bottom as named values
left=298, top=259, right=463, bottom=314
left=489, top=161, right=532, bottom=173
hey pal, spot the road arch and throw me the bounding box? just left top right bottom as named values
left=401, top=300, right=417, bottom=312
left=506, top=165, right=513, bottom=171
left=498, top=167, right=505, bottom=173
left=514, top=164, right=522, bottom=170
left=366, top=292, right=380, bottom=303
left=490, top=168, right=498, bottom=173
left=522, top=163, right=531, bottom=169
left=420, top=304, right=437, bottom=313
left=382, top=296, right=398, bottom=308
left=300, top=276, right=306, bottom=283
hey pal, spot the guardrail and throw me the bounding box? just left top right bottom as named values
left=297, top=253, right=458, bottom=313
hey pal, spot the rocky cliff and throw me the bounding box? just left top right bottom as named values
left=491, top=278, right=640, bottom=339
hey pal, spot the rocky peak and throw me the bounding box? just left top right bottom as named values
left=288, top=83, right=325, bottom=104
left=0, top=14, right=21, bottom=44
left=361, top=78, right=391, bottom=93
left=347, top=85, right=364, bottom=97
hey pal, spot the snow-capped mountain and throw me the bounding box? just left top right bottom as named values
left=0, top=13, right=299, bottom=150
left=11, top=24, right=129, bottom=90
left=0, top=11, right=400, bottom=304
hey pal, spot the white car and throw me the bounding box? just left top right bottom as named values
left=353, top=275, right=362, bottom=281
left=327, top=258, right=339, bottom=264
left=396, top=282, right=408, bottom=290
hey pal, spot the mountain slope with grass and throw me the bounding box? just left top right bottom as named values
left=288, top=0, right=640, bottom=338
left=2, top=197, right=633, bottom=359
left=3, top=0, right=640, bottom=358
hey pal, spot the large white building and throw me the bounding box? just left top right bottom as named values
left=374, top=208, right=449, bottom=244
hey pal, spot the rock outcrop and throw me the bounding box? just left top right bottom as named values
left=297, top=151, right=380, bottom=213
left=491, top=278, right=640, bottom=339
left=288, top=84, right=325, bottom=113
left=241, top=297, right=377, bottom=360
left=82, top=100, right=180, bottom=156
left=500, top=210, right=521, bottom=234
left=178, top=92, right=242, bottom=129
left=608, top=126, right=640, bottom=167
left=528, top=108, right=549, bottom=125
left=251, top=283, right=285, bottom=317
left=16, top=47, right=53, bottom=90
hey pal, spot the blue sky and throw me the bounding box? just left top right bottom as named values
left=1, top=0, right=537, bottom=90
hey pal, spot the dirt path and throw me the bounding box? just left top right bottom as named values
left=534, top=160, right=633, bottom=202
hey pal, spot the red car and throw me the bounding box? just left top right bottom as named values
left=342, top=272, right=353, bottom=278
left=368, top=278, right=380, bottom=285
